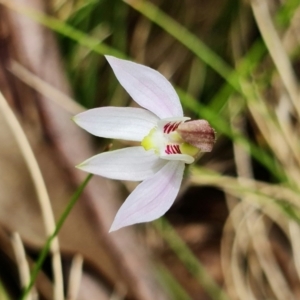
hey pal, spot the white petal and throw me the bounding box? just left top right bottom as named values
left=77, top=147, right=167, bottom=181
left=109, top=161, right=185, bottom=232
left=105, top=56, right=183, bottom=119
left=73, top=107, right=158, bottom=141
left=160, top=153, right=194, bottom=164
left=157, top=117, right=190, bottom=133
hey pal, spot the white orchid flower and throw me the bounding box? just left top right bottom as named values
left=74, top=56, right=215, bottom=232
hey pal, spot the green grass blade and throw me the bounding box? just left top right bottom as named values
left=123, top=0, right=242, bottom=93
left=154, top=218, right=230, bottom=300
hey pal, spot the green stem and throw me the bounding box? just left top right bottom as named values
left=21, top=174, right=93, bottom=299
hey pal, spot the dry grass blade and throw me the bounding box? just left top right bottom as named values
left=288, top=222, right=300, bottom=281
left=244, top=85, right=300, bottom=183
left=224, top=201, right=295, bottom=300
left=250, top=214, right=293, bottom=300
left=230, top=209, right=257, bottom=300
left=190, top=168, right=300, bottom=207
left=0, top=91, right=64, bottom=300
left=11, top=232, right=37, bottom=300
left=251, top=0, right=300, bottom=118
left=224, top=98, right=258, bottom=300
left=226, top=105, right=260, bottom=299
left=67, top=254, right=83, bottom=300
left=222, top=96, right=294, bottom=299
left=246, top=1, right=300, bottom=184
left=9, top=61, right=84, bottom=115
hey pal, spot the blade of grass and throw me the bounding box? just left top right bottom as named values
left=9, top=61, right=84, bottom=115
left=210, top=0, right=298, bottom=113
left=275, top=0, right=300, bottom=27
left=190, top=166, right=300, bottom=206
left=123, top=0, right=242, bottom=93
left=209, top=40, right=267, bottom=113
left=251, top=0, right=300, bottom=118
left=154, top=218, right=230, bottom=300
left=155, top=264, right=193, bottom=300
left=0, top=281, right=10, bottom=300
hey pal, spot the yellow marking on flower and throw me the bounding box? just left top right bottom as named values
left=180, top=143, right=199, bottom=157
left=141, top=127, right=160, bottom=154
left=142, top=125, right=200, bottom=159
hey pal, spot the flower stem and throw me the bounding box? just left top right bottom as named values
left=21, top=174, right=93, bottom=300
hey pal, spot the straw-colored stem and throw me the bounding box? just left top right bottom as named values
left=251, top=0, right=300, bottom=118
left=0, top=91, right=64, bottom=300
left=67, top=254, right=83, bottom=300
left=11, top=233, right=37, bottom=300
left=9, top=61, right=84, bottom=115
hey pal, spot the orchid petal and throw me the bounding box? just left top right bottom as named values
left=160, top=153, right=194, bottom=164
left=109, top=161, right=185, bottom=232
left=77, top=147, right=167, bottom=181
left=105, top=55, right=183, bottom=119
left=74, top=107, right=158, bottom=141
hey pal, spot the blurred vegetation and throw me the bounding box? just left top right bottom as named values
left=1, top=0, right=300, bottom=299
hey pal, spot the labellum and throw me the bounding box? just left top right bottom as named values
left=177, top=120, right=216, bottom=152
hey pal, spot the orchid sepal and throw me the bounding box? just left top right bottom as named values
left=76, top=146, right=167, bottom=181
left=109, top=161, right=185, bottom=232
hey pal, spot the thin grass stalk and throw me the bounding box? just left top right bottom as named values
left=227, top=96, right=263, bottom=300
left=155, top=264, right=193, bottom=300
left=67, top=254, right=83, bottom=300
left=190, top=166, right=300, bottom=206
left=0, top=90, right=64, bottom=300
left=123, top=0, right=241, bottom=93
left=154, top=218, right=230, bottom=300
left=240, top=81, right=300, bottom=184
left=208, top=0, right=297, bottom=114
left=231, top=94, right=294, bottom=298
left=21, top=174, right=92, bottom=299
left=251, top=0, right=300, bottom=118
left=230, top=207, right=257, bottom=300
left=288, top=222, right=300, bottom=281
left=11, top=233, right=37, bottom=300
left=0, top=281, right=10, bottom=300
left=9, top=61, right=84, bottom=115
left=220, top=195, right=239, bottom=300
left=250, top=214, right=293, bottom=299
